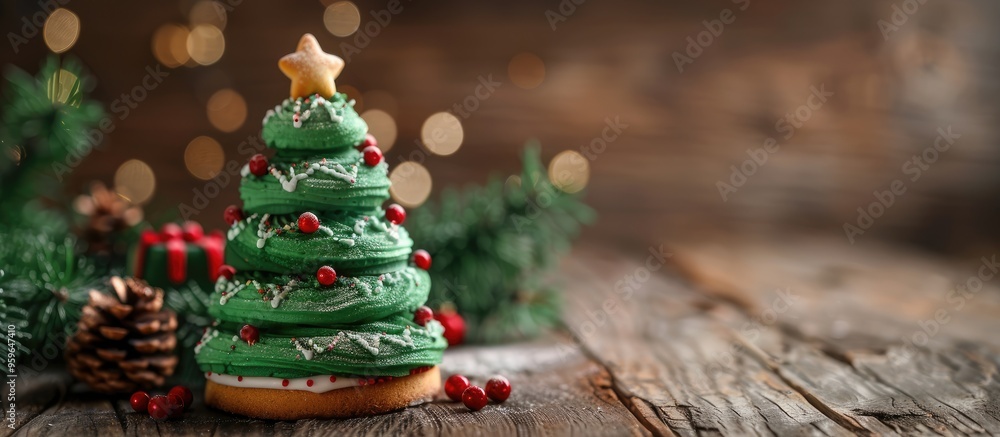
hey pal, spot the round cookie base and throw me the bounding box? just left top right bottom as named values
left=204, top=366, right=441, bottom=419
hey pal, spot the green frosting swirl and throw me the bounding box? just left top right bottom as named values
left=262, top=93, right=367, bottom=153
left=239, top=149, right=390, bottom=215
left=196, top=315, right=446, bottom=378
left=225, top=211, right=411, bottom=276
left=209, top=268, right=430, bottom=327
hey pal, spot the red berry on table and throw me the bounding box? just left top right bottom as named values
left=413, top=250, right=432, bottom=270
left=240, top=324, right=259, bottom=346
left=217, top=265, right=236, bottom=280
left=462, top=386, right=488, bottom=411
left=362, top=145, right=383, bottom=167
left=435, top=310, right=466, bottom=346
left=129, top=391, right=150, bottom=412
left=486, top=375, right=511, bottom=403
left=147, top=395, right=171, bottom=420
left=298, top=212, right=320, bottom=233
left=223, top=205, right=244, bottom=225
left=317, top=265, right=337, bottom=286
left=166, top=393, right=185, bottom=417
left=444, top=374, right=470, bottom=402
left=360, top=133, right=378, bottom=150
left=249, top=154, right=269, bottom=176
left=413, top=306, right=433, bottom=326
left=181, top=221, right=204, bottom=241
left=385, top=204, right=406, bottom=225
left=168, top=385, right=194, bottom=409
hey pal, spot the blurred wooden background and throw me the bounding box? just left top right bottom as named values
left=2, top=0, right=1000, bottom=254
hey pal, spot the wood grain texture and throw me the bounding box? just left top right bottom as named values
left=673, top=236, right=1000, bottom=435
left=561, top=249, right=850, bottom=436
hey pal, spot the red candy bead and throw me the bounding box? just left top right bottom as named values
left=385, top=204, right=406, bottom=225
left=223, top=205, right=244, bottom=225
left=317, top=266, right=337, bottom=286
left=486, top=376, right=511, bottom=403
left=147, top=395, right=171, bottom=420
left=249, top=154, right=269, bottom=176
left=413, top=250, right=432, bottom=270
left=298, top=212, right=320, bottom=234
left=362, top=145, right=383, bottom=167
left=168, top=386, right=193, bottom=409
left=181, top=221, right=203, bottom=241
left=240, top=324, right=259, bottom=346
left=462, top=386, right=488, bottom=411
left=413, top=306, right=433, bottom=326
left=435, top=310, right=466, bottom=346
left=130, top=391, right=150, bottom=413
left=217, top=265, right=236, bottom=280
left=444, top=374, right=470, bottom=402
left=359, top=133, right=378, bottom=151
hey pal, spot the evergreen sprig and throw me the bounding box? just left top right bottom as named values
left=408, top=145, right=595, bottom=343
left=0, top=229, right=103, bottom=369
left=0, top=56, right=104, bottom=227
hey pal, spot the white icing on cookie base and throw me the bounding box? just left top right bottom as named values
left=206, top=372, right=362, bottom=394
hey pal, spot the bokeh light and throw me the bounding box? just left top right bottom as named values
left=186, top=25, right=225, bottom=66
left=508, top=52, right=546, bottom=90
left=389, top=162, right=433, bottom=208
left=421, top=112, right=464, bottom=156
left=184, top=136, right=225, bottom=180
left=206, top=88, right=247, bottom=132
left=49, top=69, right=79, bottom=105
left=324, top=1, right=361, bottom=37
left=505, top=175, right=522, bottom=190
left=361, top=109, right=397, bottom=152
left=363, top=90, right=398, bottom=117
left=189, top=1, right=227, bottom=30
left=114, top=159, right=156, bottom=205
left=43, top=8, right=80, bottom=54
left=548, top=150, right=590, bottom=193
left=152, top=24, right=191, bottom=68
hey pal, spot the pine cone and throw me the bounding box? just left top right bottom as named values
left=74, top=181, right=143, bottom=257
left=66, top=277, right=178, bottom=394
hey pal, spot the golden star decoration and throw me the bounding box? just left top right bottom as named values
left=278, top=34, right=345, bottom=99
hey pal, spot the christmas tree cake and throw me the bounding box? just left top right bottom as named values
left=195, top=34, right=446, bottom=419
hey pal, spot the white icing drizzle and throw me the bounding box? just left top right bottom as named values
left=270, top=279, right=298, bottom=309
left=206, top=372, right=362, bottom=394
left=348, top=215, right=400, bottom=242
left=268, top=161, right=358, bottom=192
left=270, top=96, right=345, bottom=128
left=239, top=164, right=250, bottom=177
left=355, top=279, right=373, bottom=297
left=227, top=214, right=254, bottom=241
left=218, top=278, right=248, bottom=305
left=345, top=327, right=415, bottom=356
left=256, top=213, right=274, bottom=248
left=194, top=329, right=219, bottom=355
left=292, top=337, right=328, bottom=360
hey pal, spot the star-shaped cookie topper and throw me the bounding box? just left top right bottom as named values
left=278, top=34, right=345, bottom=99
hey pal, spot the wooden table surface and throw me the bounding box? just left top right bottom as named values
left=6, top=237, right=1000, bottom=436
